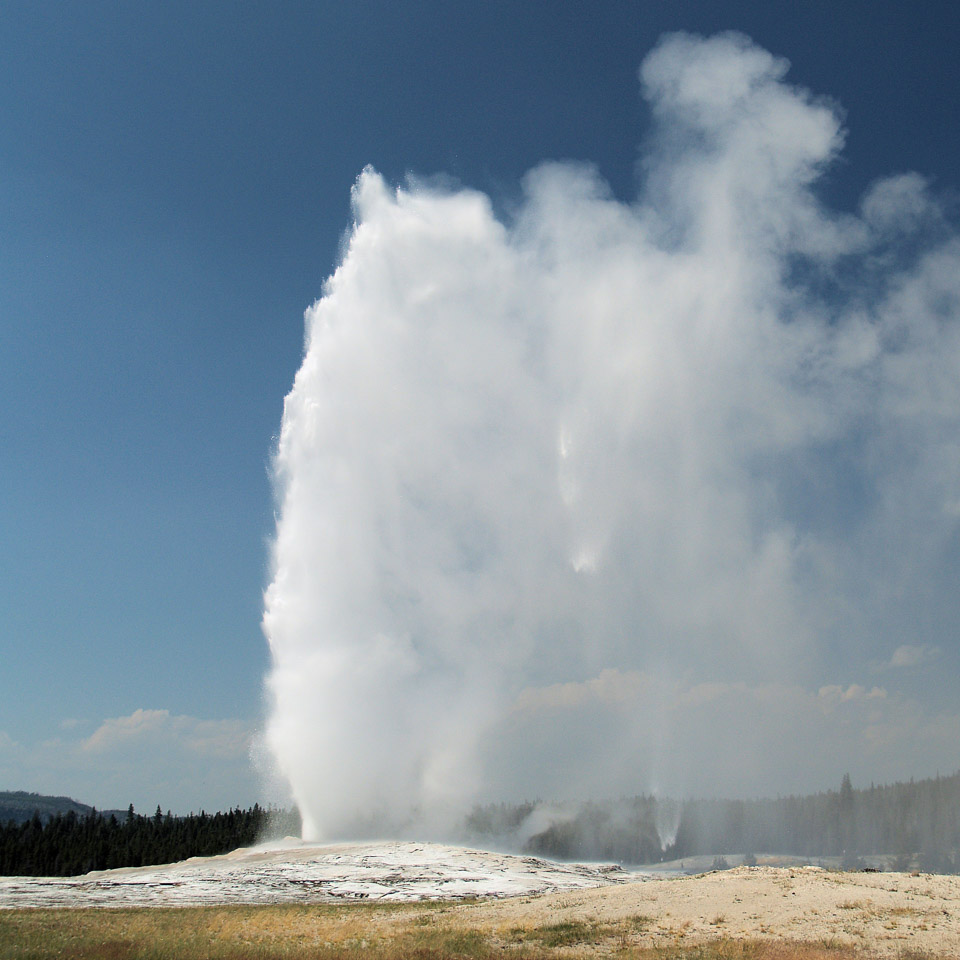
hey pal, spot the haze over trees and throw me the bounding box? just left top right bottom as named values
left=466, top=771, right=960, bottom=872
left=0, top=791, right=103, bottom=826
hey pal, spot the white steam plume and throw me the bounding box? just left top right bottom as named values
left=262, top=32, right=960, bottom=840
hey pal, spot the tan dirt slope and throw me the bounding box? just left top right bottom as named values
left=449, top=865, right=960, bottom=956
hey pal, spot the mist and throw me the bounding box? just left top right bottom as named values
left=261, top=32, right=960, bottom=841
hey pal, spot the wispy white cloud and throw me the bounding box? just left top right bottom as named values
left=0, top=710, right=257, bottom=813
left=817, top=683, right=888, bottom=706
left=82, top=709, right=248, bottom=759
left=880, top=644, right=942, bottom=670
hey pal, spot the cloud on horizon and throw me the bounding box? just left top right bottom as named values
left=0, top=709, right=256, bottom=813
left=489, top=669, right=956, bottom=800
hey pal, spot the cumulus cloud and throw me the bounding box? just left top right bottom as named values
left=262, top=32, right=960, bottom=839
left=83, top=709, right=249, bottom=760
left=0, top=710, right=256, bottom=813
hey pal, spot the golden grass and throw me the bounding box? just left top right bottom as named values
left=0, top=904, right=942, bottom=960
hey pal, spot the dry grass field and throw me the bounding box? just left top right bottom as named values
left=3, top=864, right=958, bottom=960
left=0, top=901, right=941, bottom=960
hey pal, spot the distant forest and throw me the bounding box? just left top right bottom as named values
left=6, top=770, right=960, bottom=877
left=0, top=803, right=301, bottom=877
left=466, top=771, right=960, bottom=873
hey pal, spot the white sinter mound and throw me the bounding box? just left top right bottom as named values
left=0, top=840, right=636, bottom=908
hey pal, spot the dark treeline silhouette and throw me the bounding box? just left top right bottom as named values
left=466, top=771, right=960, bottom=872
left=0, top=804, right=301, bottom=877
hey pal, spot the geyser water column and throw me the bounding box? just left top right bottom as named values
left=261, top=171, right=568, bottom=839
left=263, top=33, right=960, bottom=839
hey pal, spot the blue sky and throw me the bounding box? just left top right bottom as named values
left=1, top=1, right=959, bottom=815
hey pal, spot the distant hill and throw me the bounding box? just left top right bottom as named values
left=0, top=791, right=126, bottom=826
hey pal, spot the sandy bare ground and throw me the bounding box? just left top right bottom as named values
left=3, top=842, right=960, bottom=956
left=450, top=864, right=960, bottom=957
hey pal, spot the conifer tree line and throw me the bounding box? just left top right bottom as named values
left=5, top=770, right=960, bottom=877
left=0, top=804, right=301, bottom=877
left=467, top=770, right=960, bottom=872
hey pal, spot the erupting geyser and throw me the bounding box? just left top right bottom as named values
left=263, top=33, right=960, bottom=840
